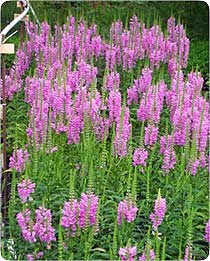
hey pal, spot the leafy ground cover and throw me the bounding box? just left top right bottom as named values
left=1, top=6, right=209, bottom=261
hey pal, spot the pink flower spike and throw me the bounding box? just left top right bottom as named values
left=150, top=189, right=166, bottom=231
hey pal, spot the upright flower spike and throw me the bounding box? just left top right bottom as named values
left=160, top=135, right=176, bottom=174
left=139, top=247, right=155, bottom=261
left=17, top=179, right=36, bottom=203
left=9, top=148, right=29, bottom=173
left=204, top=219, right=210, bottom=243
left=144, top=124, right=158, bottom=147
left=182, top=244, right=192, bottom=261
left=113, top=106, right=131, bottom=157
left=150, top=189, right=166, bottom=231
left=79, top=193, right=99, bottom=230
left=119, top=246, right=137, bottom=261
left=117, top=199, right=138, bottom=225
left=132, top=147, right=148, bottom=170
left=16, top=209, right=36, bottom=243
left=61, top=199, right=79, bottom=236
left=33, top=207, right=56, bottom=245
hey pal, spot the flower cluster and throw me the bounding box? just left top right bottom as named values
left=17, top=179, right=36, bottom=203
left=61, top=192, right=99, bottom=234
left=33, top=207, right=56, bottom=245
left=16, top=209, right=36, bottom=243
left=139, top=248, right=155, bottom=261
left=79, top=192, right=99, bottom=230
left=3, top=15, right=208, bottom=176
left=133, top=148, right=148, bottom=169
left=204, top=219, right=210, bottom=243
left=182, top=245, right=192, bottom=261
left=160, top=135, right=176, bottom=174
left=150, top=190, right=166, bottom=231
left=118, top=199, right=138, bottom=225
left=27, top=251, right=43, bottom=261
left=16, top=207, right=56, bottom=246
left=61, top=199, right=78, bottom=235
left=119, top=246, right=137, bottom=261
left=9, top=148, right=29, bottom=172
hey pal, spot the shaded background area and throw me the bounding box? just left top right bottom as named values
left=1, top=1, right=209, bottom=80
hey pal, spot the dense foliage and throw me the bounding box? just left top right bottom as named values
left=1, top=3, right=209, bottom=261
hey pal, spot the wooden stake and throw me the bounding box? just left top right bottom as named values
left=1, top=34, right=8, bottom=218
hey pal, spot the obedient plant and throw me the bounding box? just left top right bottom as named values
left=79, top=192, right=99, bottom=230
left=117, top=199, right=138, bottom=225
left=2, top=12, right=209, bottom=261
left=17, top=179, right=36, bottom=203
left=61, top=199, right=78, bottom=236
left=139, top=247, right=155, bottom=261
left=182, top=245, right=192, bottom=261
left=204, top=219, right=210, bottom=243
left=150, top=190, right=166, bottom=231
left=9, top=148, right=29, bottom=172
left=119, top=246, right=137, bottom=261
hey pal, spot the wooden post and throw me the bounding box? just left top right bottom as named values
left=1, top=34, right=8, bottom=218
left=17, top=1, right=25, bottom=45
left=1, top=35, right=7, bottom=172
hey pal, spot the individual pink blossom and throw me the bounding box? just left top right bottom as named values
left=118, top=199, right=138, bottom=225
left=17, top=179, right=36, bottom=203
left=204, top=220, right=210, bottom=242
left=150, top=190, right=166, bottom=231
left=119, top=246, right=137, bottom=261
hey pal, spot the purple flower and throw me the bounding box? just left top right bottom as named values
left=160, top=135, right=176, bottom=174
left=61, top=199, right=78, bottom=235
left=16, top=209, right=36, bottom=243
left=9, top=148, right=29, bottom=173
left=26, top=252, right=43, bottom=261
left=26, top=254, right=34, bottom=261
left=133, top=148, right=148, bottom=168
left=187, top=159, right=200, bottom=176
left=204, top=220, right=210, bottom=243
left=113, top=107, right=131, bottom=157
left=33, top=207, right=56, bottom=244
left=79, top=193, right=98, bottom=230
left=182, top=245, right=192, bottom=261
left=139, top=248, right=155, bottom=261
left=118, top=199, right=138, bottom=225
left=144, top=124, right=158, bottom=147
left=119, top=246, right=137, bottom=261
left=105, top=72, right=120, bottom=91
left=150, top=190, right=166, bottom=231
left=17, top=179, right=36, bottom=203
